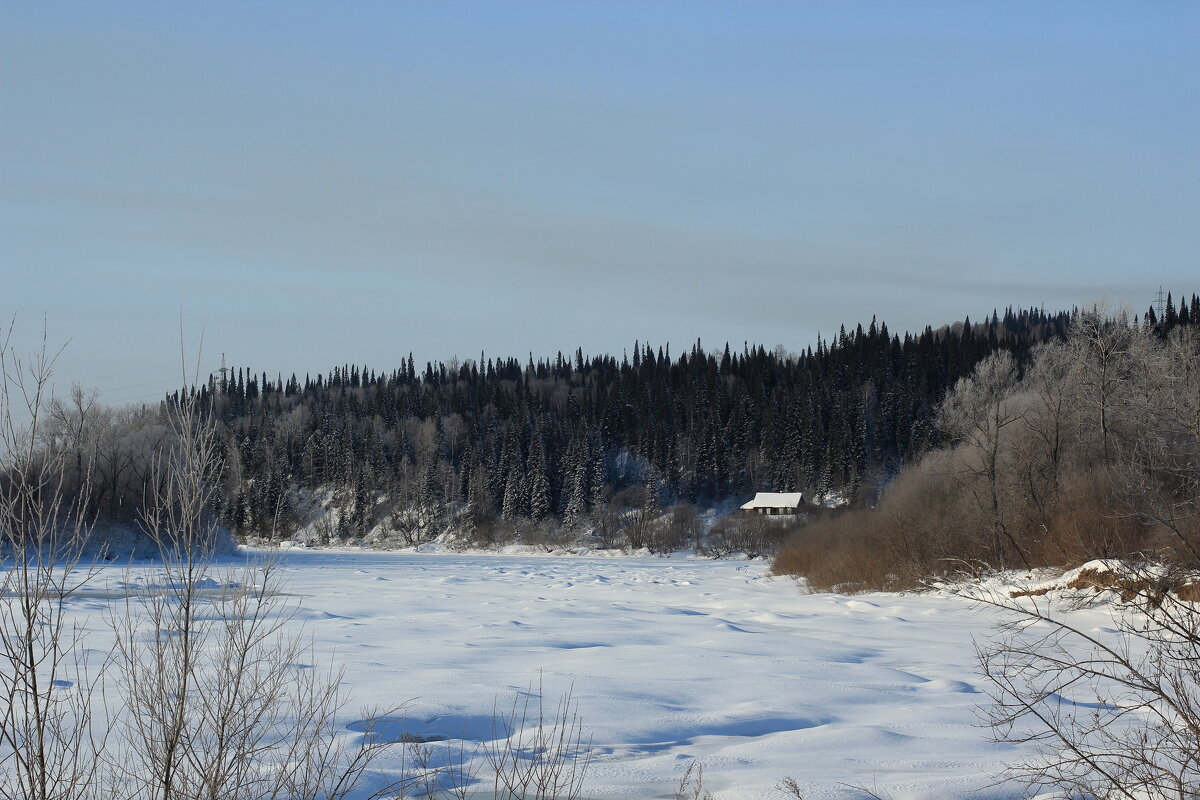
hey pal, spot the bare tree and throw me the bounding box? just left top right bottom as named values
left=590, top=505, right=622, bottom=550
left=938, top=351, right=1030, bottom=568
left=1068, top=305, right=1142, bottom=465
left=1114, top=326, right=1200, bottom=565
left=110, top=555, right=417, bottom=800
left=104, top=330, right=422, bottom=800
left=45, top=383, right=101, bottom=500
left=0, top=321, right=108, bottom=800
left=107, top=373, right=225, bottom=799
left=974, top=565, right=1200, bottom=799
left=1009, top=341, right=1079, bottom=538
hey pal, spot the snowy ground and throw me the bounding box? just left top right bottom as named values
left=44, top=550, right=1122, bottom=799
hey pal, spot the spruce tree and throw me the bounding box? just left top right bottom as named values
left=501, top=461, right=524, bottom=519
left=527, top=433, right=550, bottom=521
left=643, top=471, right=661, bottom=520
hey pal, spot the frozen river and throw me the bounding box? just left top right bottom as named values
left=232, top=549, right=1050, bottom=799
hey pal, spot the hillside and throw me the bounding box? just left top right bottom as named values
left=39, top=295, right=1200, bottom=552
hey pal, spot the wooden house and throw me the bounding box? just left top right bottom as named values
left=740, top=492, right=804, bottom=516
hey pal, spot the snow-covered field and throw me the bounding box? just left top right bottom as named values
left=48, top=550, right=1120, bottom=799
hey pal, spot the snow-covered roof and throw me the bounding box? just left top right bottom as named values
left=740, top=492, right=804, bottom=510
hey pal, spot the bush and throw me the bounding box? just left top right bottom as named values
left=772, top=440, right=1159, bottom=593
left=975, top=564, right=1200, bottom=798
left=704, top=514, right=796, bottom=559
left=771, top=509, right=913, bottom=592
left=519, top=518, right=575, bottom=551
left=645, top=504, right=702, bottom=554
left=484, top=682, right=592, bottom=800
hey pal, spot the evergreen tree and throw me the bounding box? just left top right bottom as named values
left=643, top=471, right=661, bottom=520
left=562, top=436, right=588, bottom=527
left=528, top=431, right=550, bottom=521
left=501, top=461, right=525, bottom=519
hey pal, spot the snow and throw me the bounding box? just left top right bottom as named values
left=961, top=559, right=1198, bottom=603
left=22, top=550, right=1128, bottom=799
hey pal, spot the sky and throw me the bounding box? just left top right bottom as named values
left=2, top=1, right=1197, bottom=404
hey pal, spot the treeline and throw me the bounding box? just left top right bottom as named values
left=775, top=298, right=1200, bottom=589
left=203, top=306, right=1086, bottom=543
left=36, top=293, right=1199, bottom=549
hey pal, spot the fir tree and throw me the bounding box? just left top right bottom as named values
left=527, top=432, right=550, bottom=521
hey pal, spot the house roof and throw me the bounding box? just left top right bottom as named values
left=740, top=492, right=804, bottom=510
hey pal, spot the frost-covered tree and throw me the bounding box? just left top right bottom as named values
left=527, top=431, right=550, bottom=521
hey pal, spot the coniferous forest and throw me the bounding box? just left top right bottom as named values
left=40, top=295, right=1199, bottom=548
left=204, top=306, right=1080, bottom=542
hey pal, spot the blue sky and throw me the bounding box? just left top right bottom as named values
left=2, top=1, right=1197, bottom=402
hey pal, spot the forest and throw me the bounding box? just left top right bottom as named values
left=31, top=293, right=1200, bottom=554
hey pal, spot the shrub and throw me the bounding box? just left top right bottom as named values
left=771, top=509, right=913, bottom=593
left=484, top=682, right=592, bottom=800
left=704, top=514, right=796, bottom=559
left=975, top=564, right=1200, bottom=798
